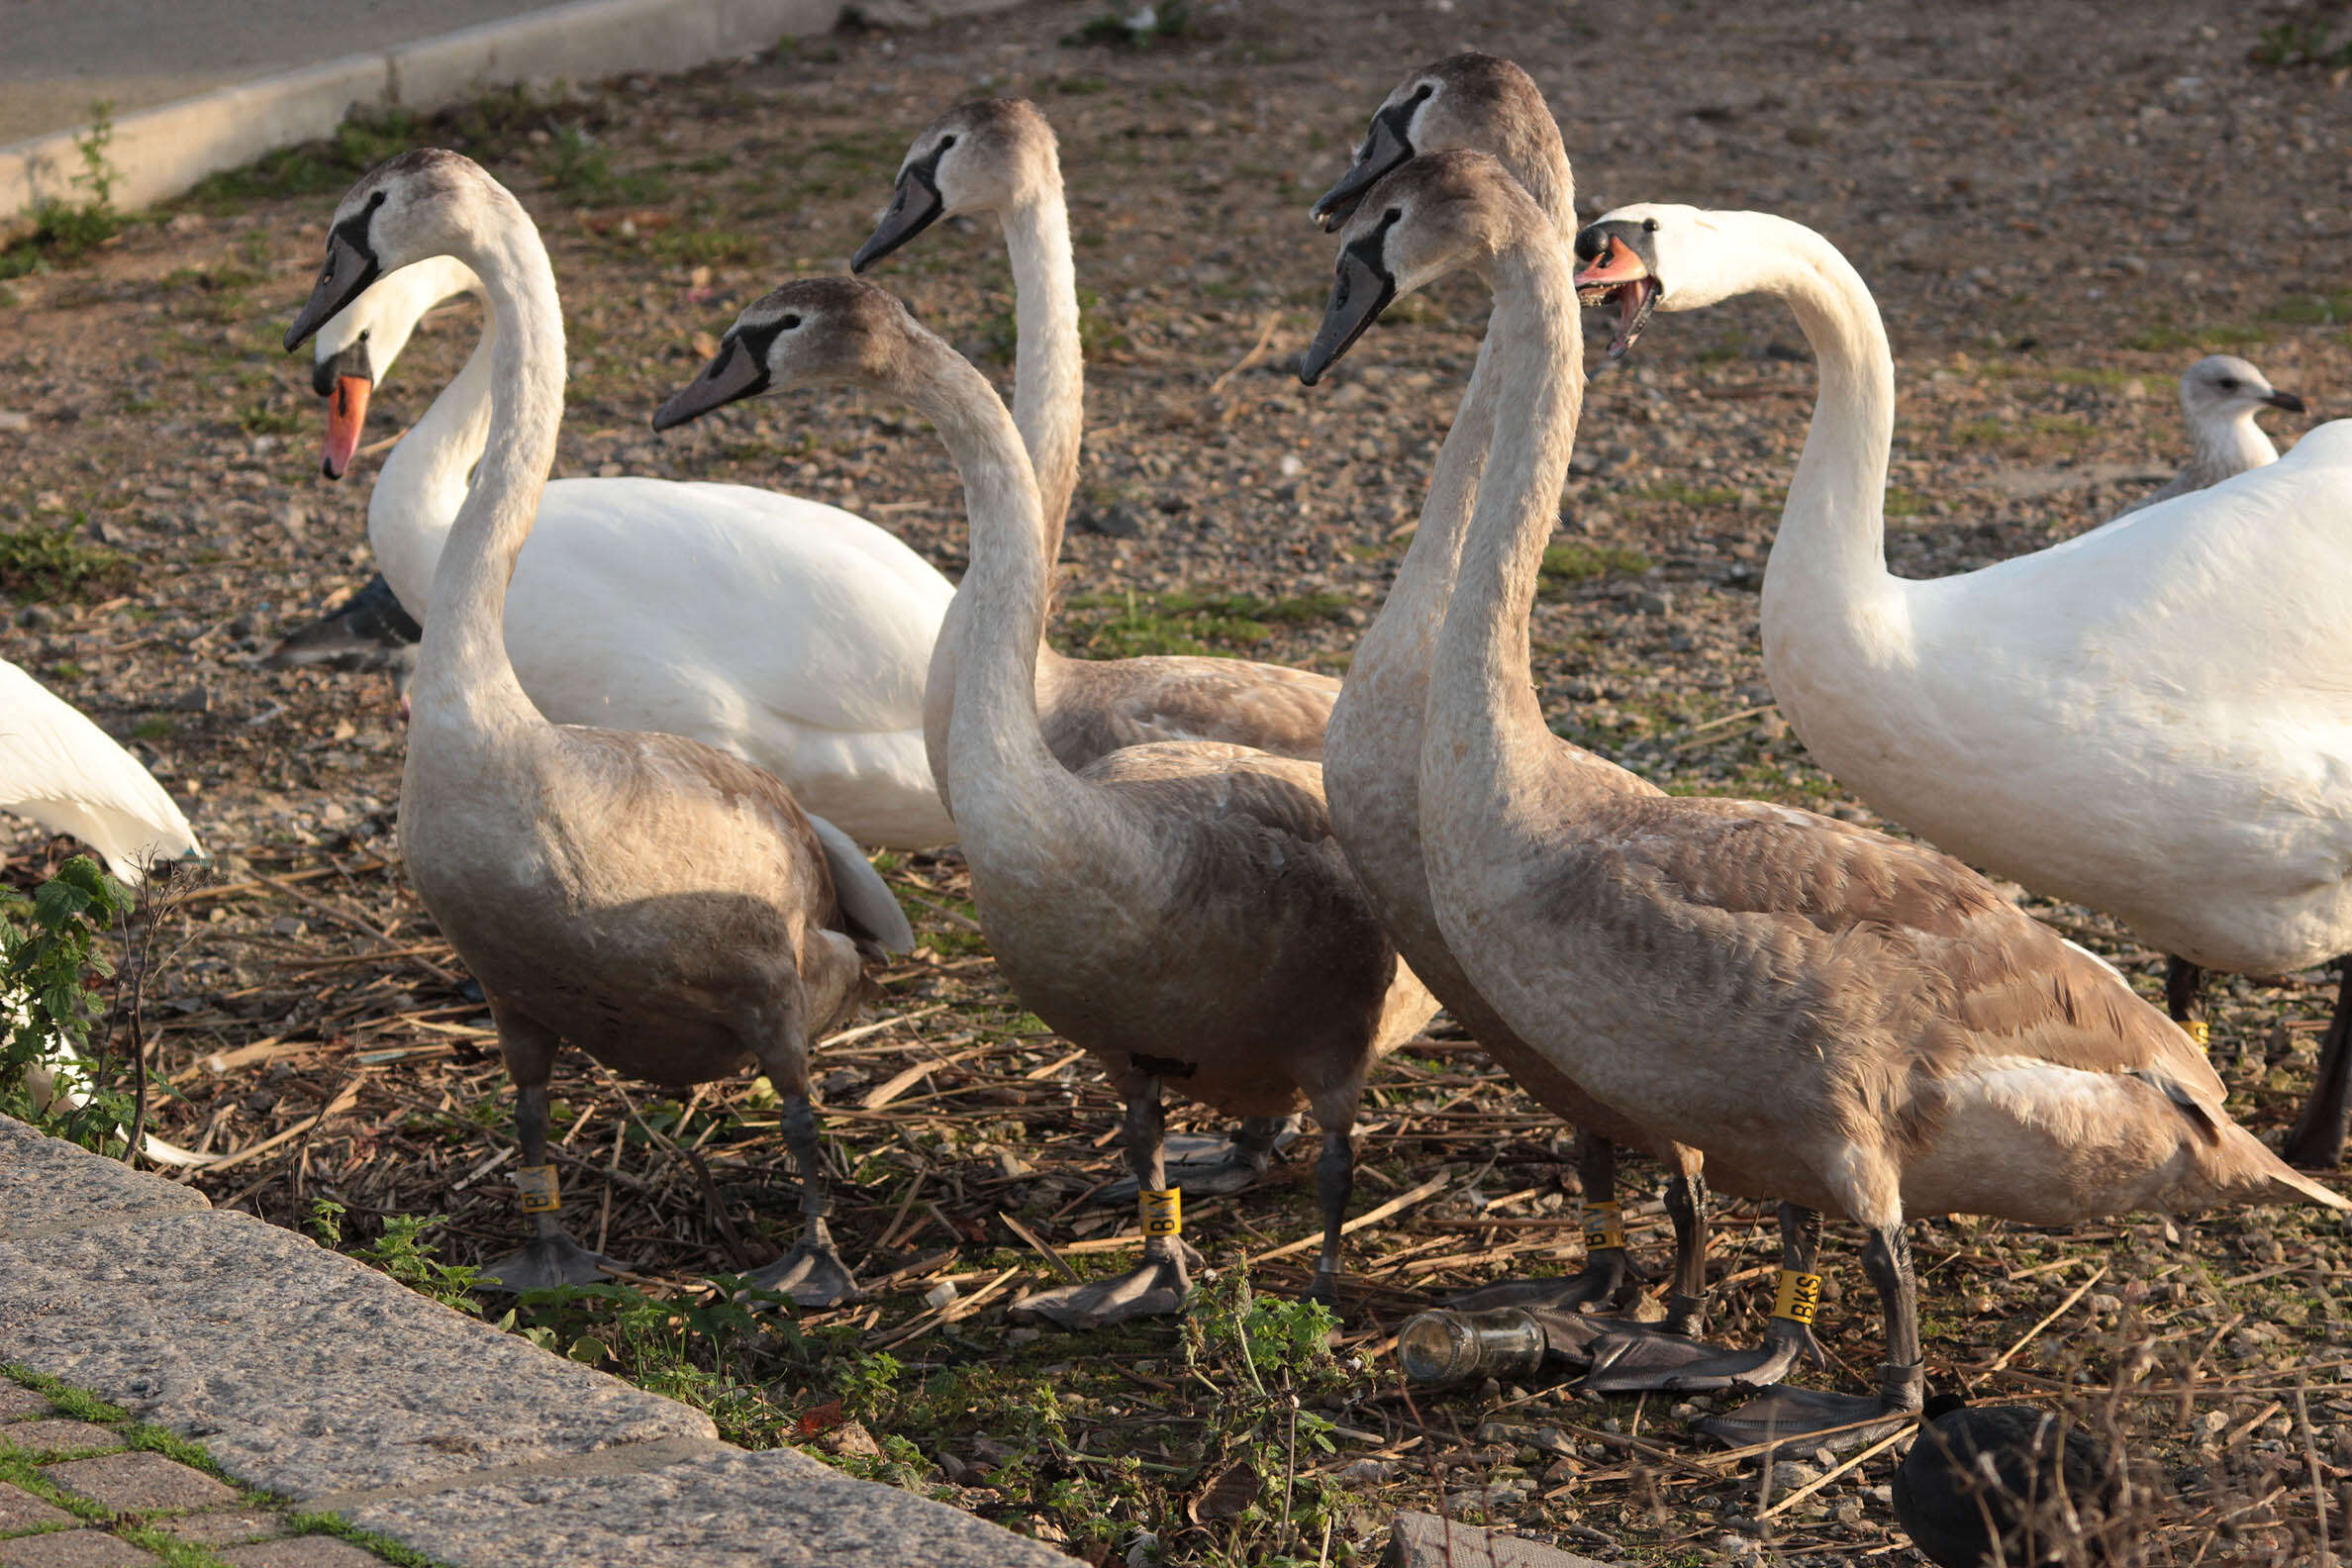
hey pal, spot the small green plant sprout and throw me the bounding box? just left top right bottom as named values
left=1, top=103, right=125, bottom=280
left=0, top=856, right=136, bottom=1153
left=1179, top=1271, right=1349, bottom=1563
left=1062, top=1, right=1190, bottom=48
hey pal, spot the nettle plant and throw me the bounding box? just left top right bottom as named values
left=0, top=856, right=136, bottom=1149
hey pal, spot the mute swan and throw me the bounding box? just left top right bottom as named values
left=0, top=658, right=202, bottom=880
left=1310, top=150, right=2344, bottom=1445
left=262, top=573, right=420, bottom=716
left=2123, top=353, right=2303, bottom=514
left=655, top=276, right=1437, bottom=1327
left=1309, top=52, right=1715, bottom=1344
left=285, top=149, right=914, bottom=1299
left=304, top=242, right=957, bottom=849
left=850, top=99, right=1340, bottom=781
left=1574, top=204, right=2352, bottom=1166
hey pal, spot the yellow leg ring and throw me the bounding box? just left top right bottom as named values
left=2185, top=1020, right=2210, bottom=1048
left=1582, top=1199, right=1626, bottom=1251
left=514, top=1163, right=562, bottom=1215
left=1141, top=1187, right=1182, bottom=1238
left=1771, top=1267, right=1822, bottom=1325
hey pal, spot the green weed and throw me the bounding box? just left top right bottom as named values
left=1058, top=588, right=1352, bottom=658
left=1538, top=541, right=1653, bottom=593
left=0, top=518, right=132, bottom=601
left=539, top=127, right=668, bottom=206
left=1, top=106, right=124, bottom=280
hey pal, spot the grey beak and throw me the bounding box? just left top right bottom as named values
left=285, top=234, right=380, bottom=351
left=1299, top=249, right=1396, bottom=386
left=1312, top=112, right=1412, bottom=234
left=651, top=338, right=768, bottom=431
left=2267, top=389, right=2308, bottom=415
left=852, top=167, right=944, bottom=272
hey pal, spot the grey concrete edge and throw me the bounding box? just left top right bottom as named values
left=0, top=0, right=1028, bottom=228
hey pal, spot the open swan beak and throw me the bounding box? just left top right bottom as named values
left=1572, top=234, right=1660, bottom=361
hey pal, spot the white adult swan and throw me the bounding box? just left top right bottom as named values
left=1310, top=150, right=2343, bottom=1445
left=285, top=149, right=912, bottom=1297
left=2123, top=353, right=2304, bottom=513
left=0, top=661, right=212, bottom=1166
left=849, top=99, right=1340, bottom=784
left=656, top=276, right=1437, bottom=1328
left=0, top=659, right=201, bottom=879
left=1574, top=204, right=2352, bottom=1165
left=302, top=247, right=956, bottom=848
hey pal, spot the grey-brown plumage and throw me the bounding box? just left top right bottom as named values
left=288, top=152, right=908, bottom=1304
left=658, top=276, right=1438, bottom=1329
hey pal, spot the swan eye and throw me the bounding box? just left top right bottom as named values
left=1643, top=217, right=1660, bottom=232
left=937, top=135, right=957, bottom=153
left=1411, top=84, right=1433, bottom=104
left=779, top=314, right=802, bottom=330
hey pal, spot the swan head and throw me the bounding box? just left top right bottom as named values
left=284, top=149, right=502, bottom=355
left=653, top=278, right=920, bottom=429
left=305, top=255, right=482, bottom=479
left=1571, top=202, right=1724, bottom=359
left=852, top=99, right=1055, bottom=273
left=1300, top=150, right=1539, bottom=386
left=2179, top=353, right=2303, bottom=429
left=1313, top=52, right=1555, bottom=232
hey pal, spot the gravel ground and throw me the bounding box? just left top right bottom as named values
left=4, top=1, right=2352, bottom=1563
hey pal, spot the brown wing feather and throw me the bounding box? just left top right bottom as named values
left=1046, top=655, right=1338, bottom=766
left=1609, top=795, right=2223, bottom=1106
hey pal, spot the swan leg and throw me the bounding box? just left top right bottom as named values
left=1097, top=1114, right=1300, bottom=1203
left=2166, top=956, right=2206, bottom=1043
left=744, top=1094, right=861, bottom=1307
left=477, top=1077, right=628, bottom=1292
left=1443, top=1132, right=1650, bottom=1314
left=1696, top=1222, right=1922, bottom=1450
left=2285, top=959, right=2352, bottom=1167
left=1305, top=1121, right=1356, bottom=1309
left=1585, top=1203, right=1824, bottom=1394
left=1015, top=1077, right=1194, bottom=1330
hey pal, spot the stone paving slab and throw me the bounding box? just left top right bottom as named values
left=0, top=1390, right=53, bottom=1421
left=0, top=1119, right=208, bottom=1242
left=45, top=1452, right=240, bottom=1512
left=221, top=1540, right=386, bottom=1568
left=1385, top=1513, right=1609, bottom=1568
left=153, top=1508, right=289, bottom=1546
left=0, top=1485, right=73, bottom=1534
left=0, top=1533, right=156, bottom=1567
left=0, top=1423, right=120, bottom=1460
left=339, top=1444, right=1079, bottom=1568
left=0, top=1207, right=715, bottom=1499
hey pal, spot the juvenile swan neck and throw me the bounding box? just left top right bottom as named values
left=372, top=307, right=496, bottom=616
left=1430, top=242, right=1583, bottom=797
left=904, top=339, right=1065, bottom=801
left=1716, top=212, right=1896, bottom=604
left=1001, top=160, right=1082, bottom=559
left=411, top=196, right=564, bottom=734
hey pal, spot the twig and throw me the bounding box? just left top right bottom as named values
left=1208, top=309, right=1284, bottom=396
left=202, top=1080, right=362, bottom=1174
left=1984, top=1262, right=2107, bottom=1372
left=1241, top=1172, right=1451, bottom=1265
left=1756, top=1423, right=1911, bottom=1519
left=998, top=1210, right=1081, bottom=1284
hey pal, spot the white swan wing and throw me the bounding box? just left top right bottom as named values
left=0, top=661, right=200, bottom=881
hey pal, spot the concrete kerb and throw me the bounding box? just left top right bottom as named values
left=0, top=0, right=1021, bottom=228
left=0, top=1117, right=1079, bottom=1567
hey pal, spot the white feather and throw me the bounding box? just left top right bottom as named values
left=0, top=658, right=200, bottom=883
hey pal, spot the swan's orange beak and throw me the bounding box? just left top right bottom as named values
left=322, top=373, right=371, bottom=480
left=1572, top=235, right=1661, bottom=361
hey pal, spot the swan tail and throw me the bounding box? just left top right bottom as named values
left=2210, top=1121, right=2349, bottom=1211
left=806, top=812, right=916, bottom=955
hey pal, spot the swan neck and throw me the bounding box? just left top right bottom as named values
left=371, top=306, right=495, bottom=616
left=1727, top=214, right=1895, bottom=600
left=1341, top=336, right=1497, bottom=709
left=1002, top=169, right=1082, bottom=562
left=1428, top=244, right=1581, bottom=791
left=411, top=210, right=563, bottom=733
left=906, top=341, right=1066, bottom=805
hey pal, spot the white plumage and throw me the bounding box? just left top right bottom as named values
left=0, top=658, right=201, bottom=881
left=312, top=259, right=958, bottom=849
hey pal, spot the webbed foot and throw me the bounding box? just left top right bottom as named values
left=1013, top=1247, right=1193, bottom=1330
left=744, top=1235, right=861, bottom=1308
left=477, top=1230, right=628, bottom=1292
left=1585, top=1316, right=1822, bottom=1395
left=1444, top=1249, right=1637, bottom=1315
left=1098, top=1118, right=1302, bottom=1203
left=1695, top=1363, right=1923, bottom=1451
